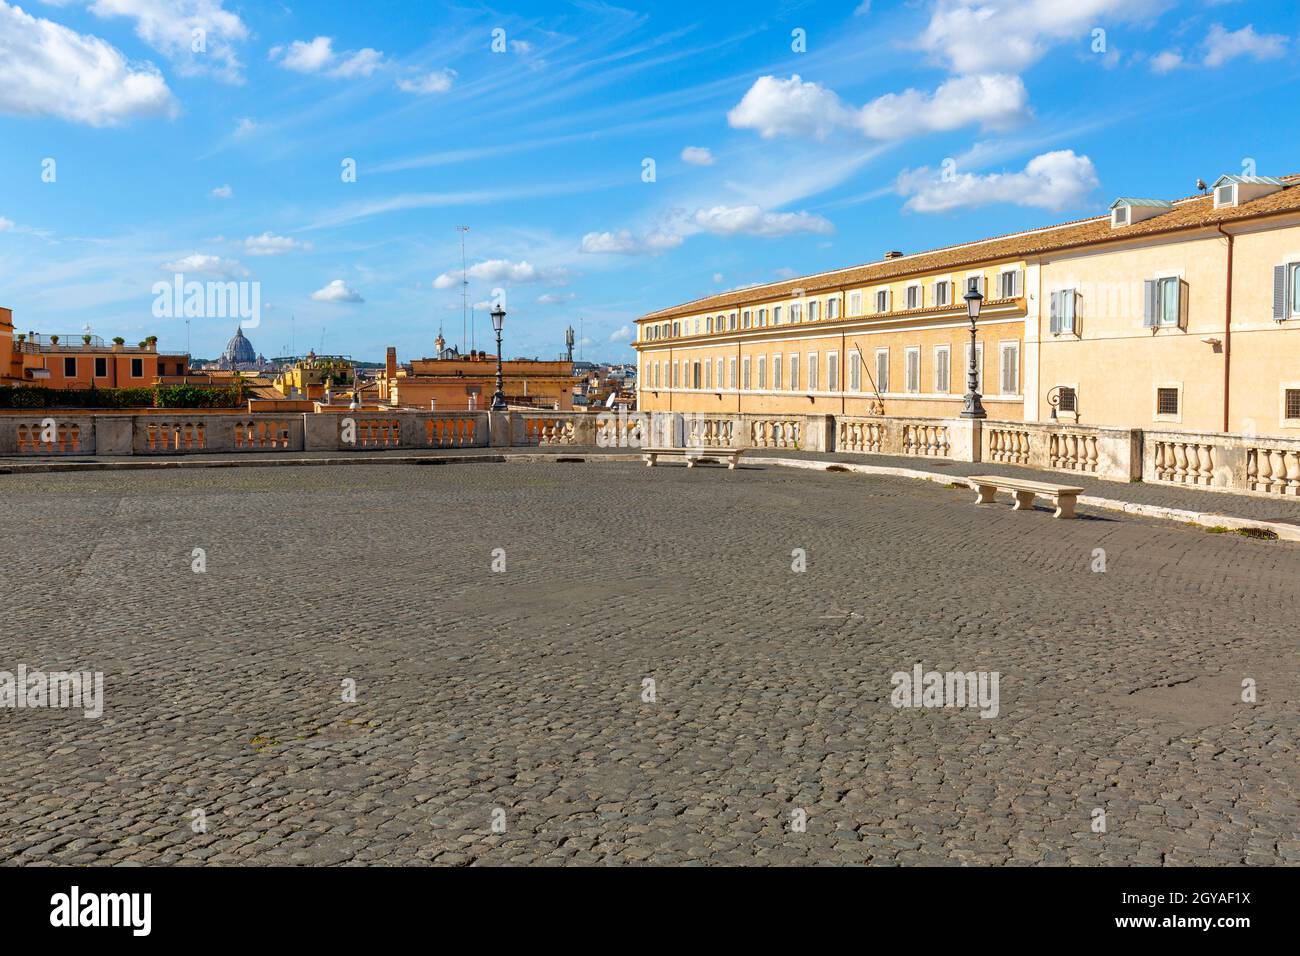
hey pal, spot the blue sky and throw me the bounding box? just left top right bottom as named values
left=0, top=0, right=1297, bottom=363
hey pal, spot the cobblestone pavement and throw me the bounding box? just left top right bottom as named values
left=1, top=461, right=1296, bottom=866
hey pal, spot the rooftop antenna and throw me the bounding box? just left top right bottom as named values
left=457, top=225, right=470, bottom=354
left=1197, top=178, right=1209, bottom=195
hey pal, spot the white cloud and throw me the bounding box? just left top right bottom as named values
left=311, top=279, right=364, bottom=303
left=580, top=229, right=683, bottom=255
left=727, top=74, right=850, bottom=140
left=0, top=217, right=14, bottom=231
left=233, top=117, right=257, bottom=137
left=538, top=292, right=577, bottom=305
left=0, top=0, right=178, bottom=127
left=680, top=146, right=715, bottom=166
left=857, top=74, right=1029, bottom=139
left=712, top=272, right=723, bottom=284
left=689, top=205, right=833, bottom=238
left=916, top=0, right=1170, bottom=75
left=432, top=259, right=566, bottom=287
left=210, top=184, right=233, bottom=198
left=609, top=326, right=632, bottom=342
left=1202, top=24, right=1287, bottom=68
left=397, top=69, right=455, bottom=94
left=510, top=39, right=532, bottom=54
left=161, top=253, right=247, bottom=277
left=271, top=36, right=386, bottom=78
left=897, top=149, right=1099, bottom=213
left=332, top=48, right=385, bottom=79
left=81, top=0, right=250, bottom=83
left=272, top=36, right=334, bottom=72
left=242, top=232, right=311, bottom=256
left=729, top=72, right=1028, bottom=142
left=1150, top=50, right=1184, bottom=74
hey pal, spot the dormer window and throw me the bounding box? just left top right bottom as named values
left=1110, top=198, right=1174, bottom=228
left=1212, top=174, right=1285, bottom=209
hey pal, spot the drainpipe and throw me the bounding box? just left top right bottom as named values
left=1216, top=224, right=1234, bottom=433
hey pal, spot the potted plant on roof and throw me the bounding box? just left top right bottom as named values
left=112, top=337, right=125, bottom=351
left=145, top=335, right=157, bottom=351
left=82, top=333, right=92, bottom=346
left=49, top=334, right=59, bottom=346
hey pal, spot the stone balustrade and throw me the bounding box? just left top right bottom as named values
left=901, top=422, right=951, bottom=458
left=985, top=426, right=1031, bottom=465
left=837, top=418, right=886, bottom=453
left=1247, top=444, right=1300, bottom=495
left=1140, top=429, right=1300, bottom=495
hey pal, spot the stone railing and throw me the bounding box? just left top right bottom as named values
left=837, top=418, right=886, bottom=453
left=646, top=412, right=831, bottom=452
left=901, top=422, right=951, bottom=458
left=0, top=416, right=98, bottom=455
left=982, top=420, right=1139, bottom=482
left=1142, top=429, right=1300, bottom=495
left=749, top=418, right=800, bottom=449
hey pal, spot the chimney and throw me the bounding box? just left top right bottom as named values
left=884, top=250, right=904, bottom=260
left=385, top=346, right=397, bottom=378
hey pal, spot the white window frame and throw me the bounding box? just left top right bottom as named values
left=848, top=292, right=863, bottom=316
left=849, top=349, right=861, bottom=392
left=808, top=300, right=821, bottom=322
left=742, top=356, right=751, bottom=390
left=827, top=350, right=839, bottom=392
left=789, top=353, right=800, bottom=391
left=827, top=298, right=840, bottom=320
left=999, top=341, right=1020, bottom=397
left=904, top=347, right=920, bottom=394
left=1154, top=382, right=1183, bottom=423
left=1050, top=288, right=1078, bottom=336
left=728, top=357, right=737, bottom=389
left=998, top=268, right=1023, bottom=299
left=807, top=352, right=819, bottom=391
left=874, top=348, right=889, bottom=394
left=1280, top=382, right=1300, bottom=429
left=875, top=289, right=890, bottom=314
left=934, top=280, right=950, bottom=308
left=704, top=358, right=712, bottom=389
left=933, top=345, right=950, bottom=394
left=715, top=358, right=723, bottom=390
left=757, top=355, right=766, bottom=390
left=906, top=283, right=922, bottom=310
left=773, top=353, right=783, bottom=390
left=773, top=305, right=783, bottom=325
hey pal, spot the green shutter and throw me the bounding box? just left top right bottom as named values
left=1275, top=265, right=1289, bottom=321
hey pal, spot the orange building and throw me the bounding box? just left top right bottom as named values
left=378, top=339, right=573, bottom=410
left=2, top=307, right=189, bottom=388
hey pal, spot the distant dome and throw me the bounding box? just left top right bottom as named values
left=221, top=327, right=256, bottom=367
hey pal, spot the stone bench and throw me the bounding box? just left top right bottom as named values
left=967, top=474, right=1085, bottom=519
left=642, top=447, right=743, bottom=470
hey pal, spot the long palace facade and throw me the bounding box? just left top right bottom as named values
left=634, top=173, right=1300, bottom=439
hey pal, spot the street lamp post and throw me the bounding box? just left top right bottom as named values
left=960, top=287, right=987, bottom=419
left=490, top=304, right=507, bottom=411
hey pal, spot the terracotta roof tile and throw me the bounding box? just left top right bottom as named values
left=640, top=175, right=1300, bottom=323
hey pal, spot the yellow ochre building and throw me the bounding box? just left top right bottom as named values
left=634, top=173, right=1300, bottom=439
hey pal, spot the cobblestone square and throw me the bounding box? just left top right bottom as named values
left=1, top=460, right=1296, bottom=865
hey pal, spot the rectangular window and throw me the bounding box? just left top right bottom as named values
left=809, top=300, right=821, bottom=322
left=672, top=322, right=680, bottom=337
left=95, top=356, right=108, bottom=377
left=773, top=354, right=782, bottom=390
left=692, top=361, right=701, bottom=389
left=905, top=348, right=920, bottom=393
left=131, top=358, right=143, bottom=378
left=1143, top=278, right=1184, bottom=328
left=758, top=308, right=767, bottom=327
left=999, top=269, right=1022, bottom=299
left=705, top=359, right=712, bottom=389
left=1157, top=387, right=1180, bottom=416
left=1050, top=289, right=1077, bottom=335
left=934, top=281, right=950, bottom=308
left=1293, top=264, right=1300, bottom=315
left=849, top=350, right=861, bottom=392
left=790, top=303, right=802, bottom=323
left=875, top=289, right=890, bottom=313
left=672, top=362, right=679, bottom=387
left=654, top=363, right=660, bottom=388
left=63, top=356, right=77, bottom=377
left=849, top=292, right=862, bottom=316
left=773, top=305, right=783, bottom=325
left=706, top=316, right=714, bottom=333
left=906, top=285, right=921, bottom=310
left=757, top=356, right=766, bottom=389
left=828, top=351, right=839, bottom=392
left=807, top=353, right=819, bottom=391
left=933, top=346, right=950, bottom=393
left=967, top=275, right=985, bottom=295
left=789, top=353, right=799, bottom=391
left=728, top=357, right=737, bottom=389
left=875, top=349, right=889, bottom=394
left=729, top=313, right=737, bottom=330
left=1000, top=342, right=1020, bottom=395
left=743, top=310, right=751, bottom=329
left=827, top=298, right=840, bottom=319
left=1057, top=386, right=1077, bottom=413
left=742, top=357, right=751, bottom=389
left=964, top=343, right=984, bottom=393
left=1286, top=388, right=1300, bottom=421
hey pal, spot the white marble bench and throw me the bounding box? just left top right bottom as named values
left=967, top=475, right=1085, bottom=519
left=642, top=447, right=743, bottom=470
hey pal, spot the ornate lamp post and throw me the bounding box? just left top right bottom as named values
left=960, top=287, right=986, bottom=419
left=490, top=304, right=507, bottom=411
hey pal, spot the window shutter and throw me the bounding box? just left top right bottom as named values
left=1049, top=291, right=1061, bottom=334
left=1143, top=280, right=1159, bottom=328
left=1275, top=265, right=1289, bottom=321
left=1013, top=270, right=1023, bottom=297
left=1064, top=290, right=1076, bottom=333
left=1178, top=279, right=1189, bottom=329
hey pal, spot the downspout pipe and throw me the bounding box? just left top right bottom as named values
left=1216, top=224, right=1234, bottom=433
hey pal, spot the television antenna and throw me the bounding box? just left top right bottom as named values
left=457, top=225, right=470, bottom=354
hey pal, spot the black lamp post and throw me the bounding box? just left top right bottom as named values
left=960, top=287, right=986, bottom=419
left=490, top=304, right=507, bottom=411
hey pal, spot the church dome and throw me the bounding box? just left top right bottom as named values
left=221, top=327, right=256, bottom=366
